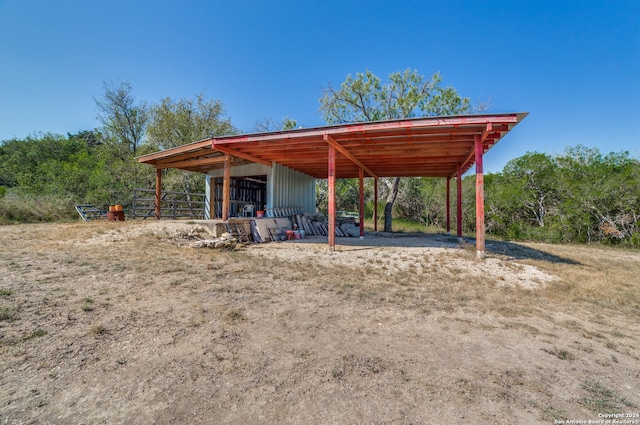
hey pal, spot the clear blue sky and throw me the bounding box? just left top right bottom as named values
left=1, top=0, right=638, bottom=172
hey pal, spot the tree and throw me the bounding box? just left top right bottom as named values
left=319, top=68, right=471, bottom=231
left=0, top=133, right=106, bottom=201
left=395, top=177, right=448, bottom=227
left=253, top=116, right=298, bottom=132
left=556, top=146, right=640, bottom=243
left=146, top=94, right=238, bottom=193
left=67, top=130, right=103, bottom=147
left=95, top=80, right=148, bottom=155
left=501, top=152, right=558, bottom=228
left=147, top=93, right=236, bottom=151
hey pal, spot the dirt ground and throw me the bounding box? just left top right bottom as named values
left=1, top=221, right=639, bottom=424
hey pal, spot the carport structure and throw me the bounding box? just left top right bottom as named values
left=138, top=112, right=527, bottom=256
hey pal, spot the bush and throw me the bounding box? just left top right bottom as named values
left=629, top=232, right=640, bottom=247
left=0, top=191, right=79, bottom=224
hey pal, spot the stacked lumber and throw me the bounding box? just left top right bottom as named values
left=247, top=211, right=362, bottom=242
left=291, top=214, right=321, bottom=236
left=250, top=217, right=292, bottom=243
left=287, top=213, right=361, bottom=238
left=339, top=222, right=361, bottom=237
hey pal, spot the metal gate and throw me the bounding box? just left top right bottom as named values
left=132, top=188, right=206, bottom=220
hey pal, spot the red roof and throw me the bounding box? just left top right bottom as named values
left=138, top=113, right=527, bottom=178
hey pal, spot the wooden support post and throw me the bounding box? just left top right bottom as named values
left=457, top=164, right=463, bottom=238
left=155, top=168, right=162, bottom=220
left=359, top=168, right=364, bottom=238
left=474, top=134, right=485, bottom=258
left=328, top=145, right=336, bottom=251
left=374, top=177, right=378, bottom=232
left=446, top=176, right=451, bottom=234
left=222, top=155, right=231, bottom=221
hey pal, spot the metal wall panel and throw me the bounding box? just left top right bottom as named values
left=267, top=163, right=316, bottom=213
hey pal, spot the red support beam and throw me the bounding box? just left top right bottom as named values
left=138, top=139, right=213, bottom=163
left=481, top=123, right=494, bottom=142
left=222, top=155, right=231, bottom=221
left=213, top=143, right=272, bottom=167
left=359, top=168, right=365, bottom=238
left=374, top=177, right=378, bottom=232
left=328, top=144, right=336, bottom=251
left=156, top=155, right=230, bottom=170
left=457, top=164, right=462, bottom=238
left=475, top=134, right=485, bottom=257
left=324, top=133, right=377, bottom=178
left=446, top=176, right=451, bottom=234
left=155, top=168, right=162, bottom=220
left=459, top=123, right=495, bottom=174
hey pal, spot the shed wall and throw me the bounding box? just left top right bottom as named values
left=267, top=162, right=316, bottom=214
left=205, top=162, right=315, bottom=219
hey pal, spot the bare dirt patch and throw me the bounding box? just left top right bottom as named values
left=1, top=221, right=639, bottom=424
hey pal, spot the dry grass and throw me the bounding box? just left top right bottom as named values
left=527, top=244, right=640, bottom=314
left=1, top=221, right=639, bottom=424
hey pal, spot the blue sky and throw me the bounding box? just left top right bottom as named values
left=1, top=0, right=638, bottom=172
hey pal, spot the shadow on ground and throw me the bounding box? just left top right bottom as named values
left=291, top=232, right=581, bottom=265
left=484, top=239, right=581, bottom=264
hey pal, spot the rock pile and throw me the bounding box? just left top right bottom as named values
left=166, top=226, right=240, bottom=250
left=192, top=232, right=238, bottom=250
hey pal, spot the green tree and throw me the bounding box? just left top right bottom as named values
left=501, top=152, right=558, bottom=228
left=395, top=177, right=448, bottom=227
left=68, top=130, right=103, bottom=147
left=0, top=133, right=107, bottom=201
left=147, top=93, right=236, bottom=151
left=93, top=80, right=153, bottom=206
left=0, top=89, right=246, bottom=221
left=95, top=80, right=148, bottom=155
left=146, top=93, right=238, bottom=194
left=319, top=68, right=471, bottom=231
left=483, top=146, right=640, bottom=245
left=0, top=138, right=24, bottom=187
left=556, top=146, right=639, bottom=244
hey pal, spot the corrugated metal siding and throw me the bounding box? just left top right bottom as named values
left=267, top=163, right=315, bottom=213
left=204, top=176, right=212, bottom=219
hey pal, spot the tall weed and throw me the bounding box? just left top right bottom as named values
left=0, top=191, right=78, bottom=224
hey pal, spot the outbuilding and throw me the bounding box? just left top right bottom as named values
left=137, top=113, right=527, bottom=256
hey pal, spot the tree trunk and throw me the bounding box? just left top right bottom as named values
left=383, top=177, right=401, bottom=232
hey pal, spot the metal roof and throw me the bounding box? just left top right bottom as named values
left=137, top=113, right=527, bottom=178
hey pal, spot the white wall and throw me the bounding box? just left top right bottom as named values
left=267, top=162, right=316, bottom=214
